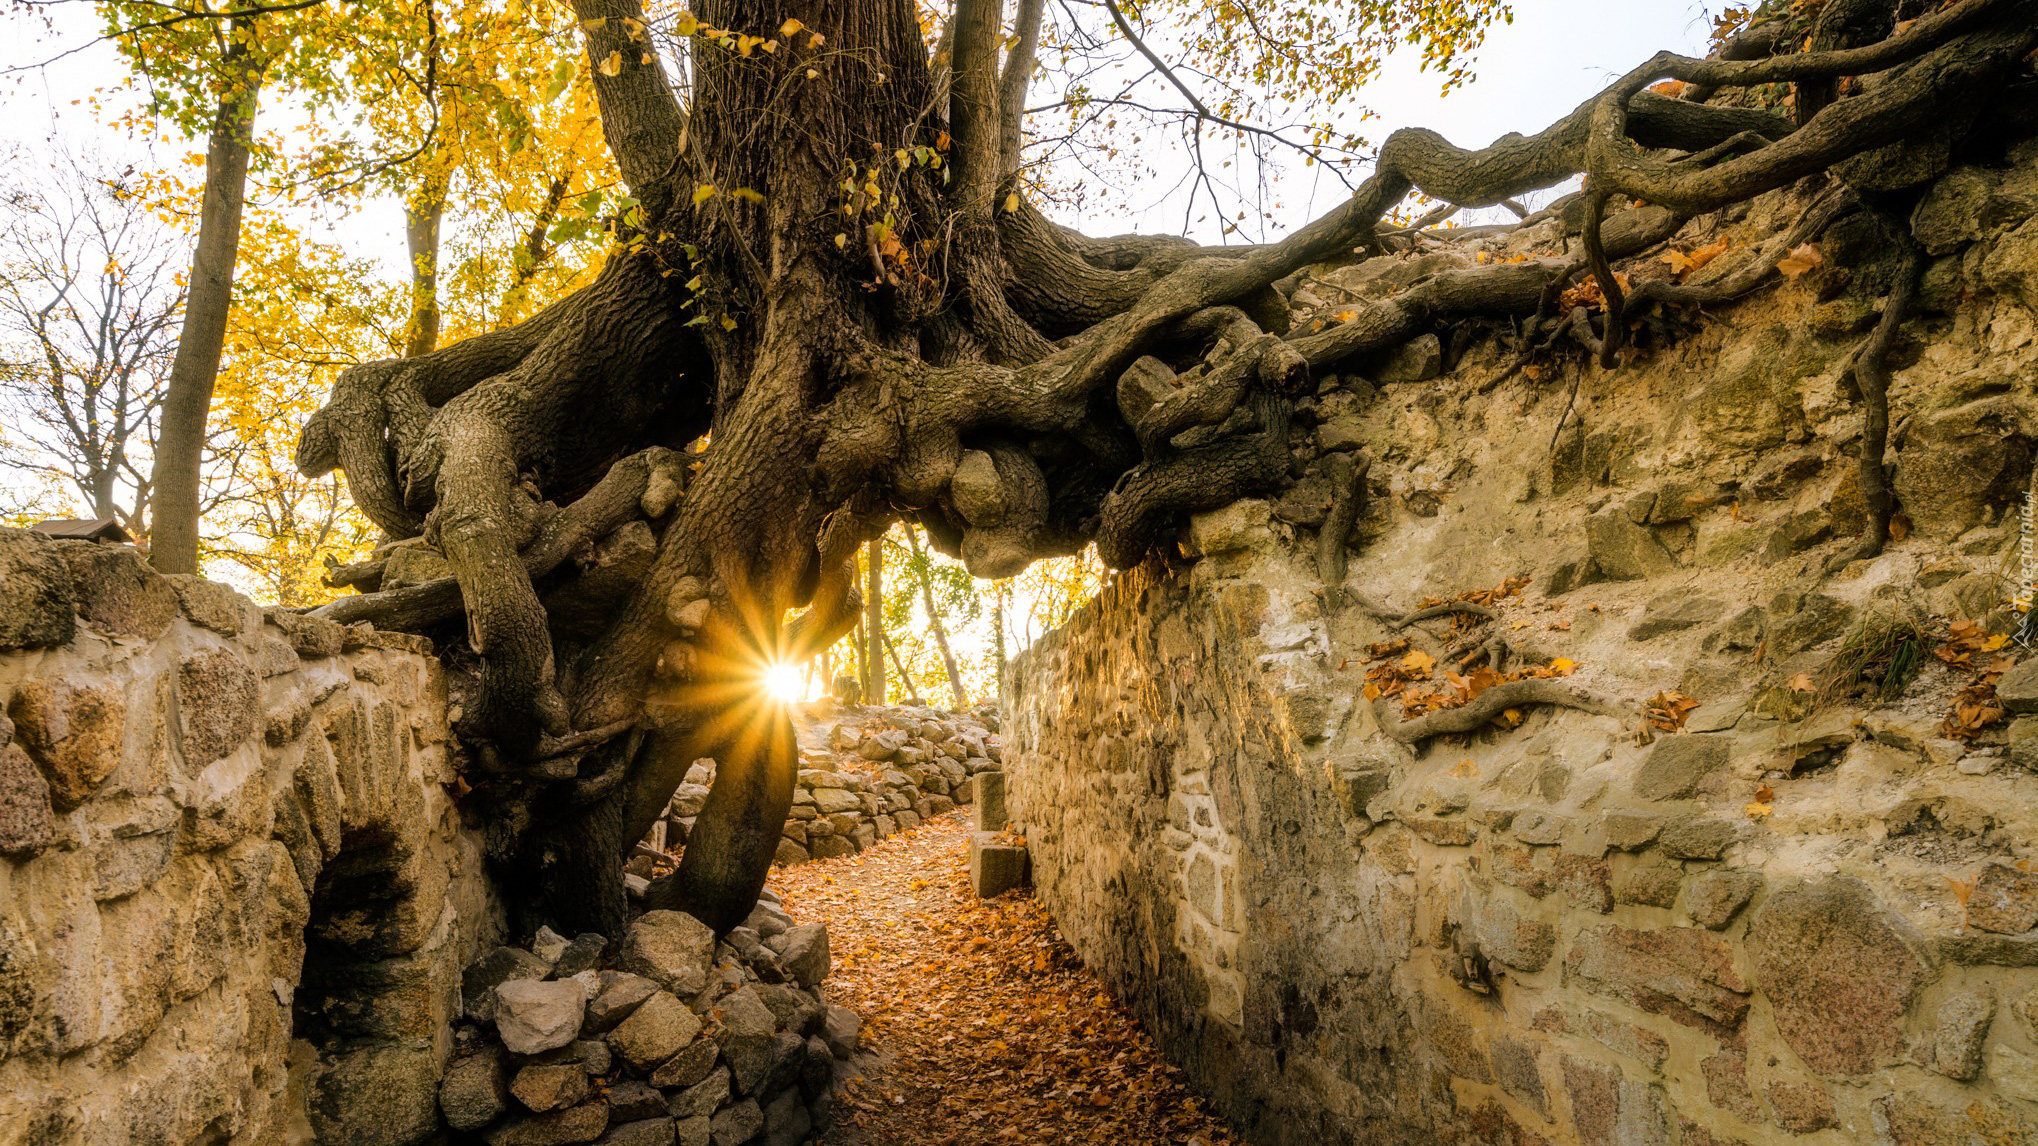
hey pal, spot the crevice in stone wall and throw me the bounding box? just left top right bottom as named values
left=295, top=823, right=417, bottom=1046
left=291, top=820, right=445, bottom=1146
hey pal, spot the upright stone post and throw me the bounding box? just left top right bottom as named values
left=972, top=770, right=1008, bottom=831
left=968, top=831, right=1028, bottom=898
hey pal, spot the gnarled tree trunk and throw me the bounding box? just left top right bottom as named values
left=296, top=0, right=2038, bottom=935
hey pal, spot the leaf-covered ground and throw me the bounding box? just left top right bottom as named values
left=768, top=812, right=1242, bottom=1146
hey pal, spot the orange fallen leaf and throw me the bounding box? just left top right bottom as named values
left=1777, top=243, right=1823, bottom=279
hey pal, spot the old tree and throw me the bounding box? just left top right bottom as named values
left=295, top=0, right=2038, bottom=935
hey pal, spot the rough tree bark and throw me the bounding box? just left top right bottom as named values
left=150, top=22, right=264, bottom=572
left=296, top=0, right=2038, bottom=935
left=403, top=169, right=450, bottom=358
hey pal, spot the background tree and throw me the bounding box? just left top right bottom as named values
left=283, top=0, right=2038, bottom=940
left=127, top=1, right=271, bottom=573
left=0, top=146, right=184, bottom=539
left=902, top=525, right=975, bottom=709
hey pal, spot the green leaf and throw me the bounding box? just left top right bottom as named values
left=545, top=59, right=576, bottom=102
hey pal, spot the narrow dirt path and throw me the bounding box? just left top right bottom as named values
left=767, top=813, right=1243, bottom=1146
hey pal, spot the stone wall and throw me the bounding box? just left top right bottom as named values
left=640, top=706, right=1003, bottom=875
left=1006, top=159, right=2038, bottom=1145
left=0, top=529, right=498, bottom=1145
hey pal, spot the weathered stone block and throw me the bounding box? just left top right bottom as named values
left=710, top=986, right=780, bottom=1094
left=1916, top=990, right=1993, bottom=1080
left=512, top=1061, right=592, bottom=1112
left=165, top=574, right=255, bottom=637
left=495, top=979, right=587, bottom=1055
left=1748, top=878, right=1925, bottom=1076
left=1581, top=1009, right=1668, bottom=1072
left=1408, top=816, right=1477, bottom=846
left=1996, top=660, right=2038, bottom=715
left=607, top=991, right=701, bottom=1069
left=1629, top=596, right=1727, bottom=642
left=1700, top=1049, right=1761, bottom=1122
left=649, top=1037, right=720, bottom=1090
left=617, top=910, right=716, bottom=995
left=1585, top=505, right=1678, bottom=581
left=1912, top=167, right=1995, bottom=254
left=1686, top=870, right=1762, bottom=930
left=1766, top=1080, right=1836, bottom=1135
left=969, top=831, right=1028, bottom=897
left=763, top=1088, right=810, bottom=1146
left=584, top=971, right=659, bottom=1035
left=1473, top=1038, right=1539, bottom=1118
left=0, top=528, right=76, bottom=649
left=1657, top=817, right=1736, bottom=861
left=1632, top=735, right=1728, bottom=801
left=175, top=648, right=259, bottom=766
left=1967, top=862, right=2038, bottom=934
left=1561, top=1056, right=1621, bottom=1143
left=1475, top=899, right=1555, bottom=972
left=605, top=1081, right=668, bottom=1123
left=972, top=770, right=1008, bottom=830
left=1874, top=1091, right=2037, bottom=1146
left=1565, top=925, right=1750, bottom=1032
left=441, top=1046, right=512, bottom=1131
left=1511, top=809, right=1566, bottom=846
left=1893, top=397, right=2025, bottom=541
left=1187, top=499, right=1272, bottom=557
left=709, top=1098, right=762, bottom=1146
left=1615, top=862, right=1683, bottom=909
left=8, top=679, right=126, bottom=809
left=484, top=1100, right=610, bottom=1146
left=309, top=1040, right=443, bottom=1146
left=0, top=740, right=55, bottom=856
left=1602, top=812, right=1663, bottom=851
left=667, top=1064, right=729, bottom=1118
left=774, top=923, right=830, bottom=988
left=821, top=1005, right=860, bottom=1059
left=55, top=541, right=176, bottom=638
left=271, top=609, right=346, bottom=658
left=1553, top=852, right=1614, bottom=913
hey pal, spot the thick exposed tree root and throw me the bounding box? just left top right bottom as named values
left=1316, top=450, right=1370, bottom=612
left=1374, top=680, right=1624, bottom=745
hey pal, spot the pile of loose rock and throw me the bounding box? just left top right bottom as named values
left=637, top=704, right=1007, bottom=872
left=442, top=892, right=859, bottom=1146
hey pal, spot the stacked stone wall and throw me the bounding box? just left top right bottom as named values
left=0, top=529, right=497, bottom=1145
left=641, top=707, right=1003, bottom=874
left=1006, top=160, right=2038, bottom=1146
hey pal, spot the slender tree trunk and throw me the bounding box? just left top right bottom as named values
left=998, top=0, right=1046, bottom=176
left=403, top=169, right=450, bottom=357
left=148, top=29, right=263, bottom=573
left=864, top=536, right=885, bottom=705
left=853, top=617, right=867, bottom=698
left=992, top=580, right=1008, bottom=697
left=881, top=630, right=914, bottom=702
left=905, top=526, right=969, bottom=709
